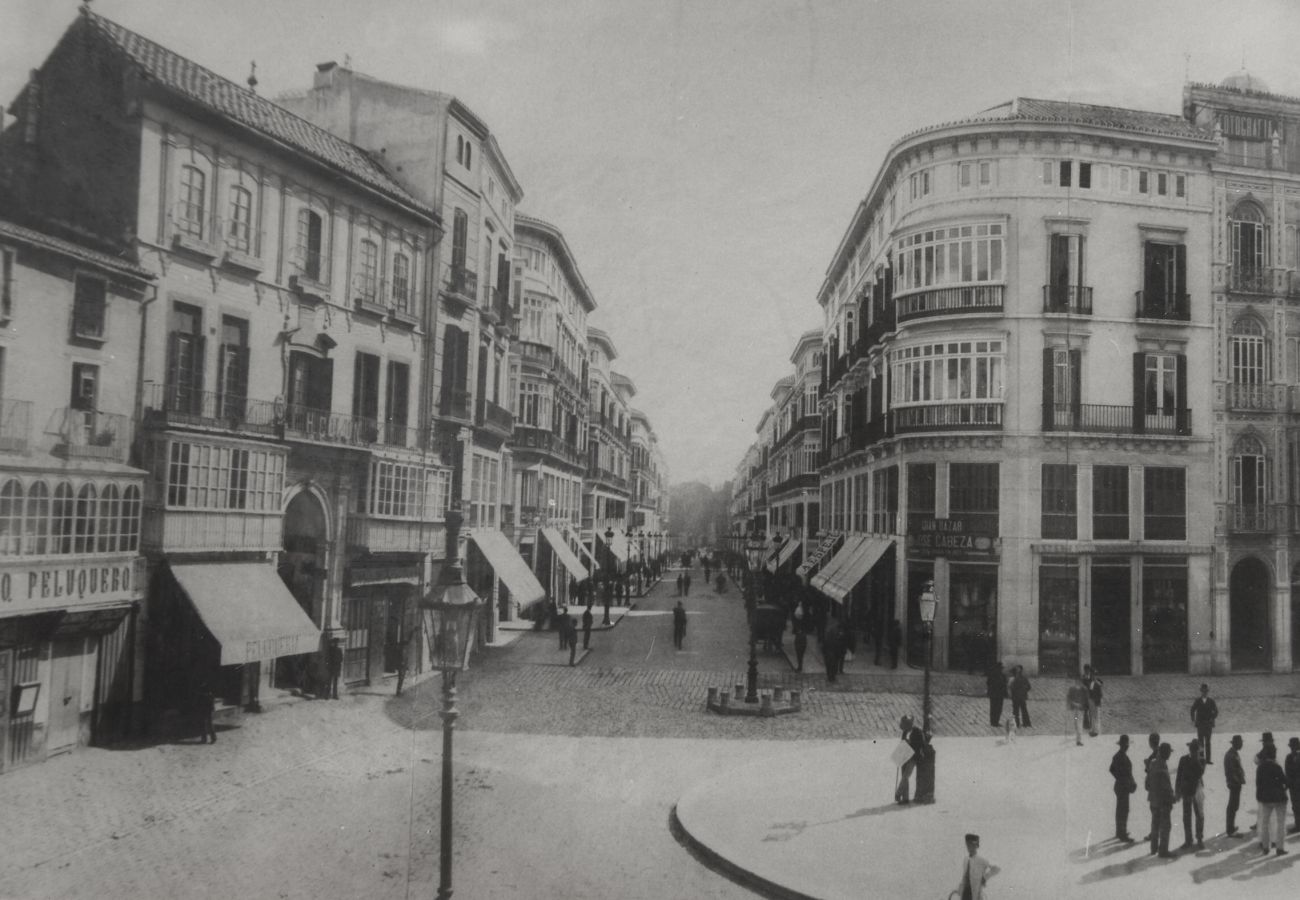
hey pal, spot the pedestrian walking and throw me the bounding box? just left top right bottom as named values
left=683, top=572, right=691, bottom=596
left=1224, top=734, right=1247, bottom=837
left=1176, top=738, right=1206, bottom=850
left=1256, top=743, right=1289, bottom=856
left=582, top=605, right=593, bottom=650
left=793, top=628, right=807, bottom=672
left=1067, top=679, right=1089, bottom=746
left=193, top=678, right=216, bottom=744
left=567, top=615, right=578, bottom=666
left=1286, top=737, right=1300, bottom=834
left=394, top=630, right=411, bottom=697
left=953, top=833, right=997, bottom=900
left=914, top=731, right=936, bottom=804
left=887, top=618, right=902, bottom=669
left=895, top=715, right=924, bottom=805
left=1146, top=742, right=1175, bottom=857
left=985, top=661, right=1006, bottom=727
left=822, top=622, right=843, bottom=684
left=558, top=605, right=569, bottom=650
left=1083, top=665, right=1103, bottom=736
left=1191, top=683, right=1218, bottom=764
left=672, top=600, right=687, bottom=649
left=1140, top=732, right=1162, bottom=841
left=1009, top=666, right=1031, bottom=728
left=676, top=572, right=684, bottom=596
left=1110, top=735, right=1137, bottom=841
left=327, top=638, right=344, bottom=700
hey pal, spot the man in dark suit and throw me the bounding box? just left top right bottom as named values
left=581, top=605, right=593, bottom=649
left=1224, top=734, right=1247, bottom=837
left=1176, top=738, right=1206, bottom=850
left=1110, top=734, right=1136, bottom=841
left=326, top=638, right=344, bottom=700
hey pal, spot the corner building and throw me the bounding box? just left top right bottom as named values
left=817, top=99, right=1217, bottom=676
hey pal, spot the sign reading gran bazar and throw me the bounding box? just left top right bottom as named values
left=907, top=516, right=998, bottom=559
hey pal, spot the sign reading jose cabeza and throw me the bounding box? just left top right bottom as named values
left=907, top=516, right=997, bottom=558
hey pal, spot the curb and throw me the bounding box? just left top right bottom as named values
left=669, top=804, right=820, bottom=900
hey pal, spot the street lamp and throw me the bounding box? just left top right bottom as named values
left=419, top=504, right=483, bottom=900
left=918, top=580, right=937, bottom=735
left=637, top=529, right=647, bottom=596
left=743, top=529, right=765, bottom=703
left=602, top=526, right=615, bottom=625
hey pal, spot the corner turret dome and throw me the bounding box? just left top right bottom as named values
left=1220, top=69, right=1270, bottom=93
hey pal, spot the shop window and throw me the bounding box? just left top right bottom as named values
left=1142, top=557, right=1188, bottom=672
left=1038, top=556, right=1079, bottom=676
left=949, top=462, right=999, bottom=533
left=906, top=462, right=935, bottom=532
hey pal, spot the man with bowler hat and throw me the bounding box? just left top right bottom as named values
left=954, top=833, right=997, bottom=900
left=1176, top=737, right=1206, bottom=850
left=1191, top=683, right=1218, bottom=763
left=1110, top=735, right=1136, bottom=841
left=1146, top=742, right=1175, bottom=857
left=581, top=605, right=593, bottom=650
left=1224, top=734, right=1247, bottom=837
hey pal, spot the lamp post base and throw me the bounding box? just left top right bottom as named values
left=437, top=670, right=459, bottom=900
left=745, top=640, right=759, bottom=703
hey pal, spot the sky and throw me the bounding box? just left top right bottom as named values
left=3, top=0, right=1300, bottom=488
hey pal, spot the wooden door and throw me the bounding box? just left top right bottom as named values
left=47, top=640, right=84, bottom=754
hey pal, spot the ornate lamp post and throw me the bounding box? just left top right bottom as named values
left=743, top=529, right=765, bottom=703
left=419, top=504, right=482, bottom=900
left=918, top=580, right=937, bottom=735
left=636, top=529, right=647, bottom=596
left=602, top=526, right=615, bottom=625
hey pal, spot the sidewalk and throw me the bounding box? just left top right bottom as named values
left=674, top=731, right=1300, bottom=900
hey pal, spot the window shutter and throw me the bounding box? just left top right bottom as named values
left=1132, top=352, right=1146, bottom=434
left=1174, top=244, right=1187, bottom=316
left=1175, top=354, right=1189, bottom=435
left=191, top=334, right=206, bottom=400
left=317, top=358, right=334, bottom=413
left=1142, top=241, right=1159, bottom=313
left=1076, top=236, right=1086, bottom=291
left=1069, top=349, right=1082, bottom=428
left=456, top=328, right=470, bottom=391
left=1049, top=235, right=1069, bottom=308
left=440, top=327, right=457, bottom=412
left=1042, top=348, right=1055, bottom=430
left=165, top=331, right=181, bottom=409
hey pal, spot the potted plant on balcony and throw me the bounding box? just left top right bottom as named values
left=91, top=427, right=117, bottom=447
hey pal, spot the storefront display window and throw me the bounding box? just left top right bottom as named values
left=949, top=564, right=997, bottom=674
left=1038, top=555, right=1079, bottom=676
left=1142, top=557, right=1188, bottom=673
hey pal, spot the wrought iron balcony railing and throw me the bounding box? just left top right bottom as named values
left=1042, top=284, right=1093, bottom=314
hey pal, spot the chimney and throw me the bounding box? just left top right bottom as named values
left=313, top=61, right=338, bottom=89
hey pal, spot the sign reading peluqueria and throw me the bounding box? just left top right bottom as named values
left=0, top=559, right=138, bottom=609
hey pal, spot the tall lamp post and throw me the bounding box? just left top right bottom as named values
left=419, top=504, right=482, bottom=900
left=602, top=526, right=615, bottom=625
left=918, top=580, right=937, bottom=735
left=744, top=530, right=765, bottom=703
left=636, top=529, right=647, bottom=596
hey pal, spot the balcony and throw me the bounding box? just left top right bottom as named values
left=587, top=466, right=628, bottom=491
left=351, top=274, right=388, bottom=317
left=518, top=341, right=555, bottom=371
left=438, top=387, right=471, bottom=421
left=769, top=472, right=819, bottom=498
left=1134, top=290, right=1189, bottom=321
left=1042, top=284, right=1093, bottom=315
left=475, top=399, right=514, bottom=439
left=1226, top=504, right=1272, bottom=534
left=143, top=508, right=282, bottom=553
left=347, top=515, right=443, bottom=554
left=1042, top=402, right=1191, bottom=436
left=281, top=405, right=380, bottom=447
left=376, top=420, right=432, bottom=452
left=896, top=284, right=1003, bottom=323
left=52, top=408, right=133, bottom=463
left=1227, top=383, right=1276, bottom=411
left=892, top=402, right=1002, bottom=434
left=143, top=384, right=279, bottom=437
left=514, top=426, right=583, bottom=467
left=1228, top=267, right=1270, bottom=294
left=0, top=398, right=32, bottom=453
left=441, top=265, right=478, bottom=311
left=288, top=249, right=329, bottom=303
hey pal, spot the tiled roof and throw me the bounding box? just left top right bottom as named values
left=904, top=97, right=1214, bottom=144
left=0, top=218, right=153, bottom=279
left=80, top=11, right=434, bottom=218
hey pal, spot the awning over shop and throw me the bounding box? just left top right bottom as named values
left=796, top=533, right=841, bottom=577
left=49, top=604, right=132, bottom=640
left=576, top=538, right=599, bottom=569
left=812, top=536, right=894, bottom=603
left=767, top=539, right=802, bottom=573
left=541, top=527, right=589, bottom=581
left=597, top=530, right=629, bottom=562
left=469, top=529, right=547, bottom=610
left=169, top=562, right=321, bottom=666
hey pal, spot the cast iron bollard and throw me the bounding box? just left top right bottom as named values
left=719, top=690, right=730, bottom=707
left=790, top=690, right=801, bottom=708
left=734, top=682, right=745, bottom=698
left=707, top=686, right=718, bottom=706
left=760, top=693, right=773, bottom=715
left=772, top=686, right=784, bottom=702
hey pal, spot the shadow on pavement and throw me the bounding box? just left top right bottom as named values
left=761, top=801, right=918, bottom=843
left=1077, top=850, right=1177, bottom=883
left=1193, top=843, right=1298, bottom=883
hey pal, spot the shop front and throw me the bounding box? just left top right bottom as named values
left=467, top=528, right=546, bottom=624
left=906, top=515, right=999, bottom=671
left=343, top=559, right=421, bottom=685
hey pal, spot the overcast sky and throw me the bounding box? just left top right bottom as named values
left=4, top=0, right=1300, bottom=487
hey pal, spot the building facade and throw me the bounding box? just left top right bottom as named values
left=584, top=329, right=632, bottom=571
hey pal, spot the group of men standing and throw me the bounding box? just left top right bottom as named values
left=1107, top=683, right=1300, bottom=858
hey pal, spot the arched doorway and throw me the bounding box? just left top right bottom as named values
left=1229, top=557, right=1271, bottom=671
left=278, top=489, right=329, bottom=689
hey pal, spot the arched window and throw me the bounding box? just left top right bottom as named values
left=1230, top=317, right=1269, bottom=410
left=391, top=252, right=411, bottom=314
left=1229, top=200, right=1269, bottom=290
left=75, top=484, right=97, bottom=554
left=0, top=479, right=22, bottom=555
left=24, top=481, right=49, bottom=555
left=1232, top=433, right=1268, bottom=530
left=121, top=485, right=141, bottom=553
left=53, top=483, right=75, bottom=554
left=98, top=484, right=120, bottom=553
left=179, top=165, right=206, bottom=237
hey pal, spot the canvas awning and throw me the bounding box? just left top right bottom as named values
left=169, top=562, right=321, bottom=666
left=811, top=536, right=894, bottom=603
left=541, top=527, right=589, bottom=581
left=766, top=538, right=802, bottom=573
left=796, top=533, right=841, bottom=577
left=597, top=530, right=629, bottom=562
left=469, top=529, right=547, bottom=610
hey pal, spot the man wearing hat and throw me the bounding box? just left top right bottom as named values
left=1190, top=683, right=1218, bottom=764
left=1146, top=742, right=1176, bottom=857
left=1256, top=743, right=1288, bottom=856
left=1109, top=735, right=1137, bottom=842
left=1224, top=734, right=1247, bottom=837
left=1285, top=737, right=1300, bottom=835
left=954, top=833, right=997, bottom=900
left=1175, top=738, right=1206, bottom=850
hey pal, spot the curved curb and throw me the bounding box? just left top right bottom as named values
left=670, top=803, right=820, bottom=900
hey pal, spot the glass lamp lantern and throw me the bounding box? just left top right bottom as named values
left=422, top=578, right=482, bottom=671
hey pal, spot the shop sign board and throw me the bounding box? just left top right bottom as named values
left=907, top=516, right=997, bottom=559
left=0, top=558, right=138, bottom=612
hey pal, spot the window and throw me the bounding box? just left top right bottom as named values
left=1092, top=465, right=1129, bottom=539
left=217, top=316, right=249, bottom=422
left=1042, top=348, right=1081, bottom=430
left=891, top=340, right=1004, bottom=405
left=895, top=222, right=1003, bottom=292
left=0, top=479, right=20, bottom=555
left=1047, top=234, right=1086, bottom=310
left=1060, top=161, right=1071, bottom=187
left=1230, top=318, right=1268, bottom=387
left=287, top=351, right=333, bottom=413
left=385, top=360, right=409, bottom=442
left=166, top=303, right=204, bottom=414
left=1229, top=203, right=1269, bottom=289
left=1118, top=167, right=1131, bottom=193
left=949, top=462, right=999, bottom=532
left=368, top=459, right=450, bottom=520
left=178, top=165, right=206, bottom=237
left=1175, top=175, right=1186, bottom=198
left=120, top=485, right=140, bottom=552
left=1041, top=464, right=1077, bottom=539
left=910, top=169, right=931, bottom=200
left=356, top=238, right=380, bottom=305
left=1, top=246, right=12, bottom=321
left=870, top=466, right=898, bottom=533
left=1140, top=241, right=1187, bottom=318
left=1143, top=466, right=1185, bottom=540
left=73, top=484, right=96, bottom=554
left=451, top=209, right=468, bottom=277
left=296, top=208, right=324, bottom=282
left=1232, top=436, right=1268, bottom=528
left=72, top=275, right=107, bottom=340
left=24, top=481, right=50, bottom=554
left=164, top=439, right=285, bottom=511
left=1140, top=352, right=1184, bottom=431
left=391, top=252, right=411, bottom=314
left=1078, top=162, right=1091, bottom=189
left=352, top=352, right=381, bottom=436
left=1156, top=173, right=1168, bottom=196
left=69, top=363, right=98, bottom=445
left=96, top=484, right=119, bottom=552
left=227, top=185, right=253, bottom=253
left=978, top=160, right=993, bottom=186
left=1138, top=170, right=1149, bottom=194
left=53, top=482, right=74, bottom=553
left=907, top=462, right=935, bottom=532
